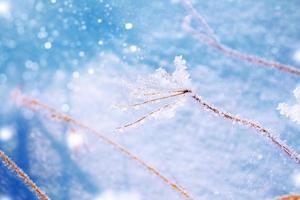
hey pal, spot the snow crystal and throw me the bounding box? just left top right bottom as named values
left=141, top=55, right=192, bottom=91
left=129, top=45, right=138, bottom=52
left=278, top=86, right=300, bottom=124
left=172, top=55, right=192, bottom=88
left=118, top=56, right=192, bottom=129
left=79, top=51, right=85, bottom=57
left=293, top=86, right=300, bottom=100
left=125, top=23, right=133, bottom=30
left=98, top=40, right=103, bottom=45
left=44, top=41, right=52, bottom=49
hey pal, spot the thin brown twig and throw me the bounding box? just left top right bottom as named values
left=117, top=89, right=192, bottom=130
left=13, top=91, right=195, bottom=200
left=122, top=90, right=189, bottom=109
left=181, top=0, right=300, bottom=77
left=0, top=150, right=50, bottom=200
left=135, top=89, right=191, bottom=97
left=117, top=103, right=174, bottom=130
left=191, top=94, right=300, bottom=165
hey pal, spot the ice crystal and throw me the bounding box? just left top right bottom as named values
left=117, top=56, right=192, bottom=130
left=129, top=56, right=191, bottom=98
left=278, top=86, right=300, bottom=124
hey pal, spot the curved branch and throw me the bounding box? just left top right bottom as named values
left=191, top=94, right=300, bottom=165
left=13, top=91, right=195, bottom=200
left=181, top=0, right=300, bottom=77
left=0, top=150, right=50, bottom=200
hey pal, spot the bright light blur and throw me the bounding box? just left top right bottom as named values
left=67, top=132, right=84, bottom=150
left=0, top=195, right=12, bottom=200
left=0, top=126, right=14, bottom=142
left=0, top=1, right=10, bottom=18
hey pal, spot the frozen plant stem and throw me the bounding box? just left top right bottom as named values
left=117, top=89, right=192, bottom=130
left=181, top=0, right=300, bottom=77
left=0, top=150, right=50, bottom=200
left=124, top=89, right=189, bottom=108
left=13, top=91, right=195, bottom=200
left=118, top=55, right=300, bottom=166
left=118, top=87, right=300, bottom=166
left=118, top=103, right=173, bottom=130
left=191, top=94, right=300, bottom=165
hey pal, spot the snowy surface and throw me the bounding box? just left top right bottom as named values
left=1, top=0, right=300, bottom=200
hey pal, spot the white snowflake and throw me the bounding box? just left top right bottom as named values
left=117, top=56, right=192, bottom=130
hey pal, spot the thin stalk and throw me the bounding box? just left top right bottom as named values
left=117, top=103, right=173, bottom=130
left=181, top=0, right=300, bottom=77
left=191, top=94, right=300, bottom=165
left=117, top=89, right=191, bottom=130
left=123, top=90, right=188, bottom=108
left=0, top=150, right=50, bottom=200
left=13, top=91, right=195, bottom=200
